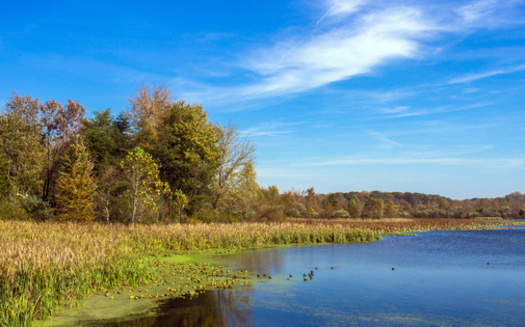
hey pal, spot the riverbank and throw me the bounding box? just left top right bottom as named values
left=0, top=220, right=379, bottom=326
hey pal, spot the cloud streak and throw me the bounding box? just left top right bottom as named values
left=446, top=64, right=525, bottom=84
left=296, top=157, right=525, bottom=168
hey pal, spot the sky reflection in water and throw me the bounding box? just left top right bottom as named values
left=93, top=226, right=525, bottom=326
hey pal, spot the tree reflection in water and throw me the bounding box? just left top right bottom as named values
left=83, top=287, right=254, bottom=327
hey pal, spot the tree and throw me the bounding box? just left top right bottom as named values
left=81, top=109, right=133, bottom=174
left=154, top=101, right=222, bottom=214
left=362, top=198, right=384, bottom=219
left=127, top=83, right=172, bottom=150
left=0, top=150, right=9, bottom=197
left=172, top=189, right=188, bottom=223
left=0, top=93, right=45, bottom=197
left=384, top=200, right=397, bottom=218
left=40, top=99, right=86, bottom=202
left=120, top=147, right=170, bottom=224
left=55, top=137, right=96, bottom=221
left=212, top=124, right=256, bottom=211
left=253, top=185, right=285, bottom=222
left=347, top=196, right=362, bottom=218
left=213, top=162, right=259, bottom=221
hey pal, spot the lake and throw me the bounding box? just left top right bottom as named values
left=90, top=225, right=525, bottom=326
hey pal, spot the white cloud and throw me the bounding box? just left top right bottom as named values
left=317, top=0, right=365, bottom=25
left=296, top=156, right=525, bottom=168
left=446, top=64, right=525, bottom=84
left=175, top=0, right=524, bottom=107
left=456, top=0, right=499, bottom=22
left=238, top=7, right=433, bottom=99
left=241, top=121, right=304, bottom=138
left=382, top=101, right=492, bottom=118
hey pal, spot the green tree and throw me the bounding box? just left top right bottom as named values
left=120, top=147, right=169, bottom=224
left=347, top=196, right=362, bottom=218
left=81, top=109, right=132, bottom=174
left=55, top=138, right=97, bottom=221
left=172, top=189, right=188, bottom=223
left=154, top=101, right=221, bottom=215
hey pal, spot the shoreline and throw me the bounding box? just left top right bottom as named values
left=1, top=219, right=517, bottom=326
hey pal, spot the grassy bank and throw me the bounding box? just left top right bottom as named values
left=0, top=220, right=380, bottom=326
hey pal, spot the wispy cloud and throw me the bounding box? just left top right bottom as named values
left=241, top=121, right=305, bottom=138
left=446, top=64, right=525, bottom=84
left=368, top=130, right=402, bottom=147
left=296, top=156, right=525, bottom=168
left=456, top=0, right=499, bottom=22
left=380, top=101, right=492, bottom=118
left=317, top=0, right=364, bottom=25
left=239, top=6, right=433, bottom=99
left=176, top=0, right=524, bottom=107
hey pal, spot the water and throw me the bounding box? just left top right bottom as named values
left=91, top=226, right=525, bottom=326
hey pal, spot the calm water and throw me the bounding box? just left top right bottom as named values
left=90, top=225, right=525, bottom=326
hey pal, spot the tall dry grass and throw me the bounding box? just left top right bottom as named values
left=0, top=220, right=379, bottom=326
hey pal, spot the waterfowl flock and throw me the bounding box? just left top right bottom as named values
left=256, top=266, right=331, bottom=282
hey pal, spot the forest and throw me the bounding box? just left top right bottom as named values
left=1, top=84, right=524, bottom=224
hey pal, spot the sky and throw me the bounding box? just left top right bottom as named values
left=1, top=0, right=524, bottom=199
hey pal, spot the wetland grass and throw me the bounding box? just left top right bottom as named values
left=292, top=218, right=514, bottom=234
left=0, top=220, right=380, bottom=326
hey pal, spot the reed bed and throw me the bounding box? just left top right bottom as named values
left=0, top=220, right=379, bottom=326
left=292, top=218, right=513, bottom=234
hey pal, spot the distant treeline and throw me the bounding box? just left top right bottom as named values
left=277, top=189, right=525, bottom=219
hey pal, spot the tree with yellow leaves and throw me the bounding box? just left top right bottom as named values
left=55, top=137, right=96, bottom=221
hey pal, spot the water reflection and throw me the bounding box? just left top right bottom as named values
left=89, top=226, right=525, bottom=326
left=84, top=288, right=254, bottom=327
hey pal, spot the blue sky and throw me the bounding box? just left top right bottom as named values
left=1, top=0, right=524, bottom=199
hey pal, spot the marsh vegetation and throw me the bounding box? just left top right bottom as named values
left=0, top=220, right=381, bottom=326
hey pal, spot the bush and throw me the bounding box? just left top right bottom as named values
left=17, top=195, right=54, bottom=221
left=332, top=209, right=350, bottom=219
left=0, top=199, right=31, bottom=221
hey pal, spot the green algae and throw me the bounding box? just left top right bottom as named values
left=37, top=253, right=251, bottom=327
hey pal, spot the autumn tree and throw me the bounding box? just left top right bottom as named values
left=55, top=137, right=96, bottom=221
left=212, top=124, right=256, bottom=211
left=384, top=200, right=397, bottom=218
left=0, top=151, right=9, bottom=197
left=40, top=99, right=86, bottom=202
left=252, top=185, right=285, bottom=222
left=127, top=83, right=172, bottom=151
left=362, top=197, right=383, bottom=219
left=0, top=93, right=45, bottom=197
left=120, top=147, right=170, bottom=224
